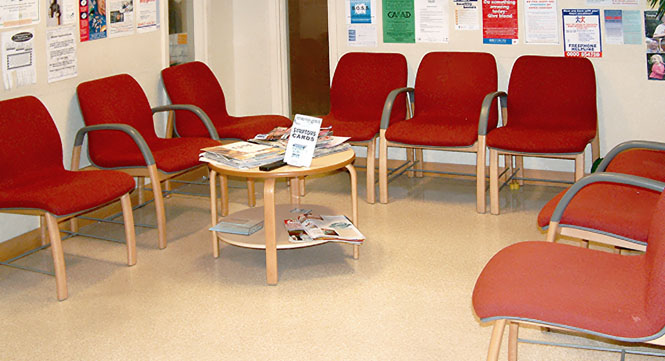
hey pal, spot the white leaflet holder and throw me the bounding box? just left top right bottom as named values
left=284, top=114, right=322, bottom=167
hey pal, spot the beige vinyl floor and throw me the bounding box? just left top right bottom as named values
left=1, top=168, right=664, bottom=360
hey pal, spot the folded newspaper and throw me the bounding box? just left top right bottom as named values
left=199, top=141, right=285, bottom=169
left=284, top=213, right=364, bottom=245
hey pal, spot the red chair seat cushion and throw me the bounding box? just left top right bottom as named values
left=321, top=115, right=380, bottom=142
left=0, top=170, right=135, bottom=216
left=91, top=137, right=219, bottom=173
left=213, top=115, right=291, bottom=140
left=472, top=241, right=659, bottom=339
left=487, top=126, right=596, bottom=154
left=606, top=149, right=665, bottom=181
left=538, top=183, right=659, bottom=244
left=385, top=114, right=478, bottom=147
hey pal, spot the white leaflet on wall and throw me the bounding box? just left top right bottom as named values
left=108, top=0, right=135, bottom=38
left=453, top=0, right=479, bottom=30
left=136, top=0, right=158, bottom=32
left=346, top=0, right=377, bottom=24
left=47, top=25, right=77, bottom=83
left=415, top=0, right=449, bottom=43
left=586, top=0, right=639, bottom=5
left=46, top=0, right=78, bottom=27
left=2, top=29, right=36, bottom=90
left=284, top=115, right=322, bottom=167
left=0, top=0, right=39, bottom=28
left=347, top=24, right=378, bottom=46
left=524, top=0, right=558, bottom=44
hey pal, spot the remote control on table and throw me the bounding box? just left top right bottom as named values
left=259, top=160, right=287, bottom=171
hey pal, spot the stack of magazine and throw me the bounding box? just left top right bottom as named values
left=250, top=126, right=352, bottom=158
left=210, top=217, right=264, bottom=236
left=284, top=212, right=364, bottom=245
left=199, top=141, right=285, bottom=169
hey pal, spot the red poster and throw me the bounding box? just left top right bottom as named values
left=79, top=0, right=89, bottom=42
left=482, top=0, right=518, bottom=44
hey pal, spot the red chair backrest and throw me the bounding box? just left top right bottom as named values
left=328, top=52, right=407, bottom=124
left=414, top=52, right=498, bottom=129
left=645, top=190, right=665, bottom=329
left=507, top=55, right=597, bottom=130
left=0, top=96, right=64, bottom=188
left=161, top=61, right=230, bottom=137
left=77, top=74, right=158, bottom=161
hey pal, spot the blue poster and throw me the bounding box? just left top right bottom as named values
left=351, top=0, right=373, bottom=24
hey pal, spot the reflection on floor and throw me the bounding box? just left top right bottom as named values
left=1, top=171, right=663, bottom=360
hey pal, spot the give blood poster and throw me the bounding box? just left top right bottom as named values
left=482, top=0, right=518, bottom=44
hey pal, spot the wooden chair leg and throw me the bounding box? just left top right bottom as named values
left=379, top=129, right=389, bottom=204
left=546, top=221, right=559, bottom=242
left=147, top=165, right=167, bottom=249
left=415, top=148, right=424, bottom=177
left=45, top=213, right=68, bottom=301
left=40, top=215, right=48, bottom=246
left=591, top=134, right=600, bottom=163
left=487, top=319, right=507, bottom=361
left=247, top=179, right=256, bottom=207
left=137, top=176, right=145, bottom=204
left=490, top=149, right=500, bottom=215
left=406, top=147, right=415, bottom=178
left=366, top=137, right=376, bottom=204
left=476, top=136, right=487, bottom=213
left=508, top=322, right=519, bottom=361
left=515, top=156, right=524, bottom=186
left=120, top=193, right=137, bottom=266
left=574, top=153, right=585, bottom=181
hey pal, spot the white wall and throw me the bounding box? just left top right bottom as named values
left=0, top=2, right=168, bottom=242
left=326, top=0, right=664, bottom=171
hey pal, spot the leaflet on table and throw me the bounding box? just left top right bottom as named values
left=285, top=213, right=364, bottom=245
left=284, top=114, right=322, bottom=167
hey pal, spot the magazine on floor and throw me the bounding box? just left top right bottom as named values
left=284, top=212, right=364, bottom=245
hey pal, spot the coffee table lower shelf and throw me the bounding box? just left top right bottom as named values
left=213, top=204, right=347, bottom=249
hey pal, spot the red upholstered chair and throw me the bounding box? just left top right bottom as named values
left=377, top=52, right=498, bottom=211
left=323, top=52, right=408, bottom=203
left=0, top=96, right=136, bottom=301
left=486, top=55, right=600, bottom=215
left=161, top=61, right=292, bottom=207
left=473, top=175, right=665, bottom=360
left=539, top=141, right=665, bottom=251
left=76, top=74, right=220, bottom=249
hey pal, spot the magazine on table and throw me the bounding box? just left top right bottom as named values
left=210, top=217, right=264, bottom=236
left=284, top=212, right=364, bottom=245
left=250, top=123, right=351, bottom=160
left=199, top=141, right=284, bottom=169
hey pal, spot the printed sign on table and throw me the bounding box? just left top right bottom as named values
left=562, top=9, right=602, bottom=58
left=284, top=115, right=322, bottom=167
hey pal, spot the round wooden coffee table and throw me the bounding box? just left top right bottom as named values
left=208, top=149, right=358, bottom=284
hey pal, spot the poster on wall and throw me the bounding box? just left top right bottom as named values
left=453, top=0, right=479, bottom=30
left=604, top=9, right=624, bottom=44
left=645, top=10, right=664, bottom=80
left=46, top=0, right=77, bottom=27
left=382, top=0, right=415, bottom=43
left=136, top=0, right=158, bottom=32
left=586, top=0, right=638, bottom=6
left=108, top=0, right=134, bottom=37
left=46, top=25, right=77, bottom=82
left=414, top=0, right=449, bottom=43
left=482, top=0, right=518, bottom=44
left=80, top=0, right=107, bottom=42
left=562, top=9, right=602, bottom=57
left=0, top=0, right=39, bottom=28
left=524, top=0, right=558, bottom=44
left=347, top=0, right=376, bottom=23
left=347, top=0, right=378, bottom=46
left=2, top=29, right=36, bottom=90
left=621, top=10, right=641, bottom=44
